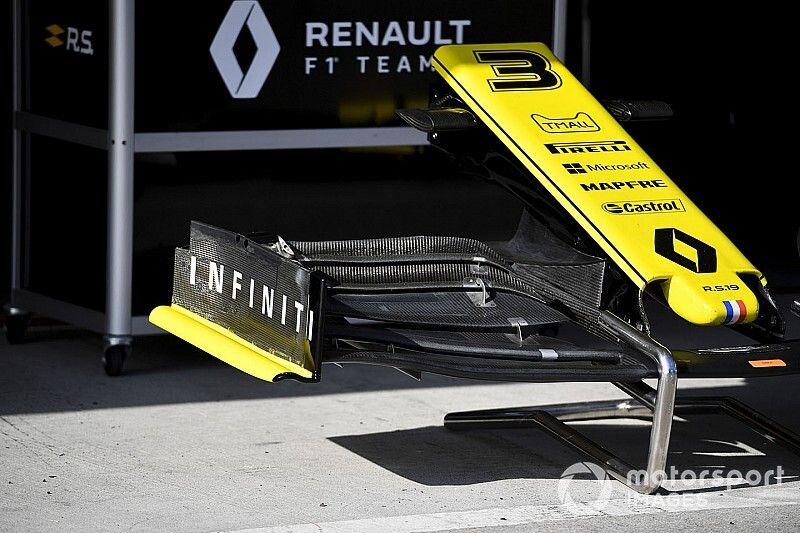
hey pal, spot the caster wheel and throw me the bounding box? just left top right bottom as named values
left=103, top=344, right=130, bottom=376
left=4, top=313, right=31, bottom=344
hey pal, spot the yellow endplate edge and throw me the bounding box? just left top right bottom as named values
left=149, top=305, right=313, bottom=382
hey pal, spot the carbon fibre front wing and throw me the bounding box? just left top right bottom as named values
left=149, top=219, right=800, bottom=385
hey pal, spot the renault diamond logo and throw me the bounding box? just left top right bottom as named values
left=45, top=24, right=65, bottom=47
left=210, top=1, right=280, bottom=99
left=654, top=227, right=717, bottom=273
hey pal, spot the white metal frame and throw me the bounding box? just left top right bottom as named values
left=9, top=0, right=569, bottom=343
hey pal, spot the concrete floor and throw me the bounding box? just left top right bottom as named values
left=3, top=301, right=800, bottom=532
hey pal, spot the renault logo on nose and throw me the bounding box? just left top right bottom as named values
left=654, top=227, right=717, bottom=273
left=210, top=1, right=280, bottom=99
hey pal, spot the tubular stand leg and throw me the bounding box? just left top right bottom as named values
left=105, top=0, right=135, bottom=349
left=445, top=382, right=673, bottom=495
left=445, top=389, right=800, bottom=495
left=446, top=312, right=678, bottom=494
left=11, top=0, right=23, bottom=300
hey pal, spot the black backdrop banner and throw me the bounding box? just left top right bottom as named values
left=135, top=0, right=553, bottom=131
left=136, top=0, right=554, bottom=131
left=26, top=0, right=555, bottom=132
left=27, top=0, right=108, bottom=128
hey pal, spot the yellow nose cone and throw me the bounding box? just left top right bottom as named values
left=661, top=275, right=758, bottom=326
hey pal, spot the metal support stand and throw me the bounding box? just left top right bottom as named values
left=671, top=396, right=800, bottom=456
left=7, top=0, right=569, bottom=372
left=102, top=0, right=136, bottom=375
left=552, top=0, right=568, bottom=61
left=5, top=0, right=32, bottom=345
left=11, top=0, right=22, bottom=300
left=447, top=312, right=676, bottom=494
left=445, top=314, right=800, bottom=494
left=580, top=0, right=591, bottom=87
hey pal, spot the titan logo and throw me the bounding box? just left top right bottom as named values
left=563, top=161, right=649, bottom=174
left=532, top=112, right=599, bottom=133
left=602, top=199, right=685, bottom=215
left=210, top=0, right=281, bottom=99
left=654, top=227, right=717, bottom=273
left=545, top=140, right=631, bottom=154
left=474, top=50, right=561, bottom=91
left=45, top=24, right=94, bottom=55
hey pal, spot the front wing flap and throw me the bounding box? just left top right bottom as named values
left=150, top=221, right=326, bottom=383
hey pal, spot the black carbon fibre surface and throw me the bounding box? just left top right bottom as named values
left=328, top=291, right=567, bottom=328
left=604, top=99, right=673, bottom=121
left=169, top=217, right=619, bottom=380
left=317, top=262, right=505, bottom=286
left=313, top=259, right=610, bottom=340
left=285, top=213, right=611, bottom=340
left=514, top=263, right=606, bottom=308
left=171, top=223, right=316, bottom=370
left=395, top=108, right=478, bottom=132
left=327, top=325, right=622, bottom=363
left=325, top=350, right=655, bottom=382
left=291, top=235, right=508, bottom=265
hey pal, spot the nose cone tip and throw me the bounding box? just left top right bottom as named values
left=663, top=276, right=759, bottom=326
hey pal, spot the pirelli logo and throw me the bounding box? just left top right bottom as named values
left=545, top=140, right=632, bottom=154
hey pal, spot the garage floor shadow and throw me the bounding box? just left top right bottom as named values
left=0, top=331, right=474, bottom=416
left=329, top=397, right=800, bottom=491
left=5, top=316, right=800, bottom=500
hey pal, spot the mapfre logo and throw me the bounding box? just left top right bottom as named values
left=210, top=1, right=280, bottom=99
left=45, top=23, right=94, bottom=55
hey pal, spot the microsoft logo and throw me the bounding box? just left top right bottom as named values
left=562, top=163, right=587, bottom=175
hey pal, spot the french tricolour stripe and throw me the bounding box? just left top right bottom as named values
left=723, top=299, right=747, bottom=325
